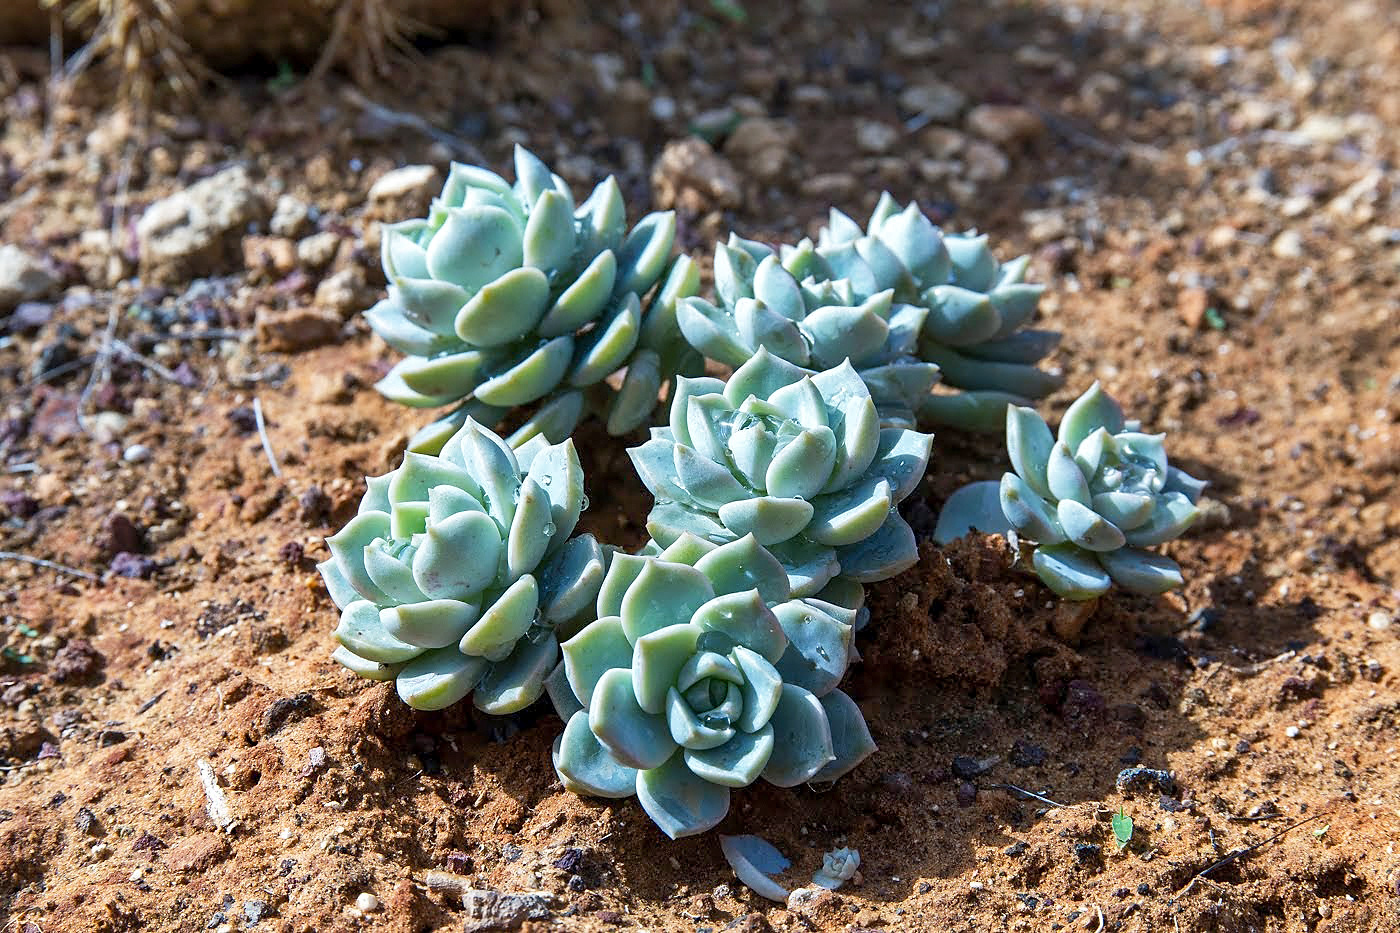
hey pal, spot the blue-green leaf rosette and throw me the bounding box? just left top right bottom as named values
left=367, top=146, right=700, bottom=452
left=320, top=418, right=605, bottom=712
left=547, top=533, right=876, bottom=839
left=934, top=382, right=1206, bottom=599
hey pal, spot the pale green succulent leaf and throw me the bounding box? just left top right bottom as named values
left=590, top=667, right=677, bottom=770
left=332, top=646, right=403, bottom=682
left=621, top=561, right=715, bottom=643
left=752, top=255, right=806, bottom=322
left=473, top=335, right=574, bottom=407
left=665, top=687, right=736, bottom=750
left=1059, top=380, right=1126, bottom=451
left=760, top=684, right=835, bottom=787
left=673, top=442, right=749, bottom=509
left=1164, top=466, right=1208, bottom=504
left=507, top=390, right=585, bottom=448
left=999, top=472, right=1066, bottom=543
left=766, top=376, right=829, bottom=429
left=562, top=616, right=633, bottom=709
left=381, top=221, right=430, bottom=279
left=932, top=480, right=1009, bottom=544
left=758, top=428, right=833, bottom=502
left=521, top=189, right=577, bottom=271
left=946, top=233, right=997, bottom=292
left=633, top=623, right=702, bottom=714
left=411, top=509, right=501, bottom=600
left=692, top=590, right=788, bottom=663
left=723, top=348, right=808, bottom=408
left=810, top=689, right=876, bottom=782
left=615, top=211, right=677, bottom=296
left=335, top=600, right=422, bottom=663
left=606, top=351, right=663, bottom=436
left=807, top=477, right=893, bottom=547
left=1004, top=404, right=1056, bottom=497
left=327, top=511, right=394, bottom=603
left=523, top=437, right=584, bottom=544
left=920, top=343, right=1064, bottom=397
left=569, top=293, right=641, bottom=387
left=1097, top=548, right=1185, bottom=595
left=637, top=752, right=731, bottom=839
left=766, top=538, right=840, bottom=598
left=546, top=660, right=585, bottom=721
left=695, top=535, right=791, bottom=605
left=731, top=645, right=784, bottom=733
left=1046, top=441, right=1092, bottom=505
left=677, top=297, right=751, bottom=367
left=453, top=266, right=550, bottom=348
left=835, top=511, right=920, bottom=583
left=868, top=428, right=934, bottom=504
left=388, top=278, right=470, bottom=336
left=736, top=297, right=810, bottom=364
left=538, top=534, right=605, bottom=624
left=772, top=602, right=850, bottom=695
left=395, top=646, right=490, bottom=711
left=538, top=249, right=617, bottom=338
left=725, top=423, right=777, bottom=491
left=1057, top=499, right=1127, bottom=552
left=425, top=205, right=524, bottom=291
left=1122, top=492, right=1200, bottom=547
left=647, top=501, right=729, bottom=548
left=459, top=574, right=538, bottom=661
left=318, top=558, right=360, bottom=610
left=473, top=632, right=558, bottom=714
left=685, top=725, right=775, bottom=789
left=1031, top=542, right=1112, bottom=600
left=919, top=390, right=1027, bottom=433
left=554, top=710, right=638, bottom=798
left=1091, top=490, right=1157, bottom=532
left=717, top=496, right=815, bottom=545
left=506, top=477, right=553, bottom=578
left=374, top=363, right=464, bottom=408
left=382, top=598, right=480, bottom=649
left=578, top=175, right=626, bottom=255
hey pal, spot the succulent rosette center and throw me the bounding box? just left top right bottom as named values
left=547, top=533, right=876, bottom=839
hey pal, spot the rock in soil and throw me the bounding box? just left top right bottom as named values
left=0, top=245, right=58, bottom=311
left=136, top=165, right=268, bottom=283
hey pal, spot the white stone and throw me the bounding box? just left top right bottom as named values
left=269, top=195, right=311, bottom=237
left=368, top=164, right=440, bottom=202
left=1368, top=611, right=1392, bottom=631
left=0, top=245, right=58, bottom=311
left=355, top=893, right=379, bottom=912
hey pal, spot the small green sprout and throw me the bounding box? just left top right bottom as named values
left=1111, top=806, right=1133, bottom=851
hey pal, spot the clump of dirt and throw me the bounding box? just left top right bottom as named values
left=1, top=0, right=1398, bottom=930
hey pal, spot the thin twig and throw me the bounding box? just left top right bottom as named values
left=339, top=86, right=485, bottom=162
left=130, top=329, right=250, bottom=345
left=253, top=397, right=282, bottom=478
left=111, top=338, right=182, bottom=383
left=5, top=463, right=41, bottom=474
left=136, top=690, right=167, bottom=714
left=1175, top=812, right=1325, bottom=895
left=984, top=783, right=1069, bottom=808
left=0, top=551, right=100, bottom=582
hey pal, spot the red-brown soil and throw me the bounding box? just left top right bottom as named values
left=1, top=1, right=1397, bottom=931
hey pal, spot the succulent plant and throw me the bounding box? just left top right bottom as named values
left=546, top=533, right=876, bottom=838
left=366, top=145, right=700, bottom=453
left=676, top=234, right=941, bottom=429
left=319, top=418, right=605, bottom=711
left=816, top=193, right=1062, bottom=432
left=628, top=347, right=933, bottom=598
left=933, top=382, right=1206, bottom=599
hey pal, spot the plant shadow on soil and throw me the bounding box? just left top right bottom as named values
left=305, top=0, right=1342, bottom=908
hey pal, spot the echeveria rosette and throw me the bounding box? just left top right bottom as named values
left=319, top=418, right=605, bottom=712
left=547, top=533, right=877, bottom=839
left=933, top=382, right=1207, bottom=600
left=366, top=145, right=700, bottom=453
left=676, top=234, right=940, bottom=429
left=816, top=193, right=1062, bottom=432
left=628, top=347, right=933, bottom=598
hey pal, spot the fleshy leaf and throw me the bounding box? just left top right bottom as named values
left=395, top=647, right=489, bottom=711
left=636, top=752, right=731, bottom=839
left=1031, top=542, right=1112, bottom=600
left=590, top=667, right=677, bottom=771
left=554, top=710, right=638, bottom=798
left=810, top=690, right=876, bottom=782
left=719, top=834, right=791, bottom=903
left=933, top=480, right=1010, bottom=544
left=621, top=561, right=715, bottom=643
left=760, top=684, right=835, bottom=787
left=685, top=725, right=775, bottom=788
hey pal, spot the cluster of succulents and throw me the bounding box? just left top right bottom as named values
left=933, top=383, right=1205, bottom=599
left=318, top=151, right=1208, bottom=842
left=368, top=146, right=699, bottom=453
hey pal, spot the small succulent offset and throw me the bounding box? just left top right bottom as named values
left=934, top=382, right=1206, bottom=600
left=676, top=234, right=941, bottom=429
left=548, top=533, right=876, bottom=839
left=628, top=348, right=934, bottom=597
left=320, top=418, right=605, bottom=711
left=817, top=193, right=1062, bottom=432
left=368, top=145, right=700, bottom=453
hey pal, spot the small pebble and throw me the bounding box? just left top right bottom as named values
left=969, top=881, right=985, bottom=891
left=355, top=893, right=379, bottom=912
left=1367, top=611, right=1391, bottom=631
left=1285, top=725, right=1301, bottom=738
left=123, top=443, right=152, bottom=463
